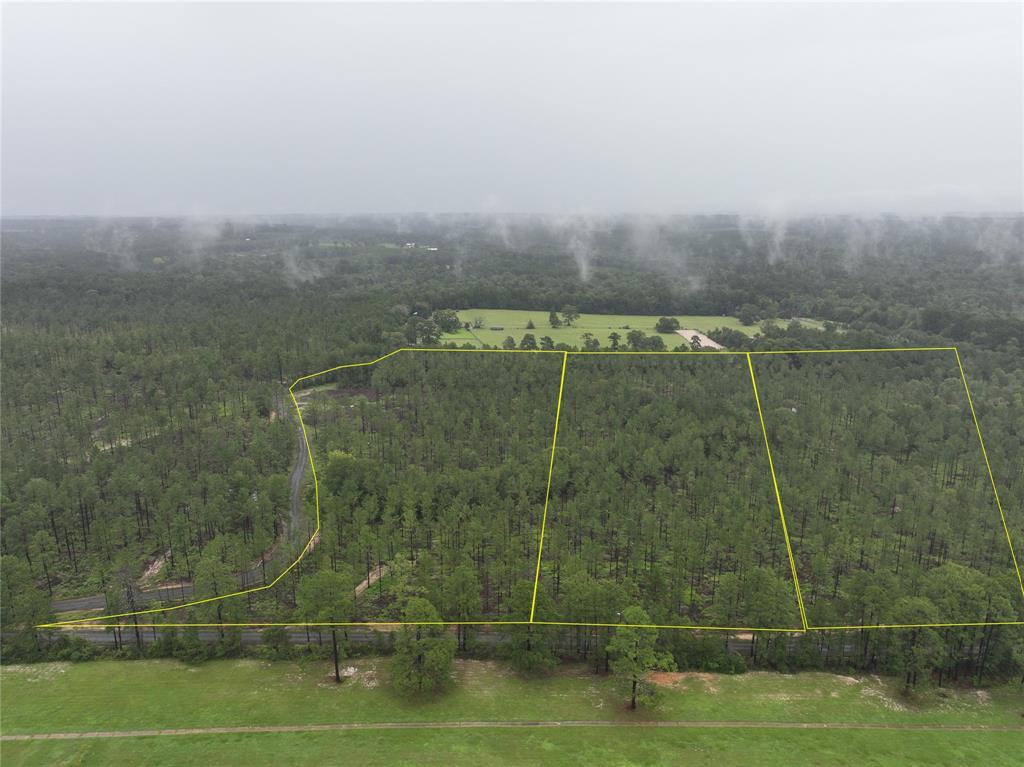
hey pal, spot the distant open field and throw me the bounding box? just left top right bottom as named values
left=441, top=309, right=826, bottom=348
left=2, top=659, right=1021, bottom=765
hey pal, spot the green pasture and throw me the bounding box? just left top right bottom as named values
left=5, top=728, right=1018, bottom=767
left=3, top=659, right=1020, bottom=766
left=3, top=658, right=1020, bottom=732
left=441, top=309, right=826, bottom=348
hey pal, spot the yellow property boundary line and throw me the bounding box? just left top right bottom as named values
left=747, top=355, right=809, bottom=630
left=529, top=352, right=569, bottom=621
left=40, top=345, right=1023, bottom=632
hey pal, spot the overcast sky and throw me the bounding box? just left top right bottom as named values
left=2, top=2, right=1021, bottom=216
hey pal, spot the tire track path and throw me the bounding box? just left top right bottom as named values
left=4, top=720, right=1020, bottom=741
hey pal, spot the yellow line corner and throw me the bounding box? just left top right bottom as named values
left=41, top=344, right=1019, bottom=632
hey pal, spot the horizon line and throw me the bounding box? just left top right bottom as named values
left=3, top=211, right=1023, bottom=221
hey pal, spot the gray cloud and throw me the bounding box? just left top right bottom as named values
left=2, top=2, right=1021, bottom=216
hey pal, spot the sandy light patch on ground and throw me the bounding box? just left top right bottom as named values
left=456, top=659, right=511, bottom=691
left=759, top=692, right=827, bottom=702
left=676, top=329, right=725, bottom=350
left=95, top=436, right=133, bottom=451
left=233, top=659, right=272, bottom=669
left=647, top=671, right=719, bottom=693
left=2, top=663, right=70, bottom=682
left=354, top=564, right=388, bottom=596
left=859, top=682, right=908, bottom=712
left=139, top=551, right=169, bottom=585
left=647, top=671, right=685, bottom=687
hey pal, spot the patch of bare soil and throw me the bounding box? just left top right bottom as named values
left=335, top=387, right=381, bottom=401
left=96, top=436, right=133, bottom=451
left=355, top=564, right=388, bottom=596
left=139, top=551, right=170, bottom=586
left=647, top=671, right=685, bottom=687
left=676, top=329, right=725, bottom=350
left=2, top=663, right=70, bottom=682
left=155, top=578, right=192, bottom=589
left=859, top=677, right=909, bottom=712
left=648, top=671, right=719, bottom=693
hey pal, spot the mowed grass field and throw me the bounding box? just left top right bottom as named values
left=2, top=659, right=1022, bottom=766
left=6, top=728, right=1019, bottom=767
left=441, top=309, right=826, bottom=348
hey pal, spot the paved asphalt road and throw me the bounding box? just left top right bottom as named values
left=55, top=626, right=783, bottom=659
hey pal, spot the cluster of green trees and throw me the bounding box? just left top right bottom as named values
left=2, top=214, right=1022, bottom=689
left=2, top=301, right=296, bottom=600
left=245, top=349, right=1022, bottom=689
left=380, top=600, right=674, bottom=705
left=300, top=353, right=563, bottom=627
left=547, top=306, right=580, bottom=328
left=497, top=330, right=674, bottom=352
left=752, top=353, right=1021, bottom=628
left=539, top=355, right=802, bottom=630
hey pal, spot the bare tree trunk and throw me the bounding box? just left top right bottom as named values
left=332, top=628, right=341, bottom=683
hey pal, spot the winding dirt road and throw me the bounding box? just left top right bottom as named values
left=287, top=396, right=310, bottom=542
left=50, top=395, right=311, bottom=614
left=4, top=720, right=1018, bottom=741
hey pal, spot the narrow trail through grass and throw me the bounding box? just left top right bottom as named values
left=4, top=718, right=1020, bottom=742
left=3, top=660, right=1021, bottom=766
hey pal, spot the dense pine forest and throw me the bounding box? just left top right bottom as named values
left=754, top=352, right=1021, bottom=629
left=540, top=355, right=802, bottom=630
left=2, top=214, right=1023, bottom=688
left=303, top=352, right=563, bottom=627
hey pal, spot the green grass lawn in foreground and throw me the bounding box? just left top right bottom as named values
left=5, top=728, right=1021, bottom=767
left=3, top=659, right=1022, bottom=733
left=3, top=659, right=1021, bottom=766
left=440, top=309, right=828, bottom=348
